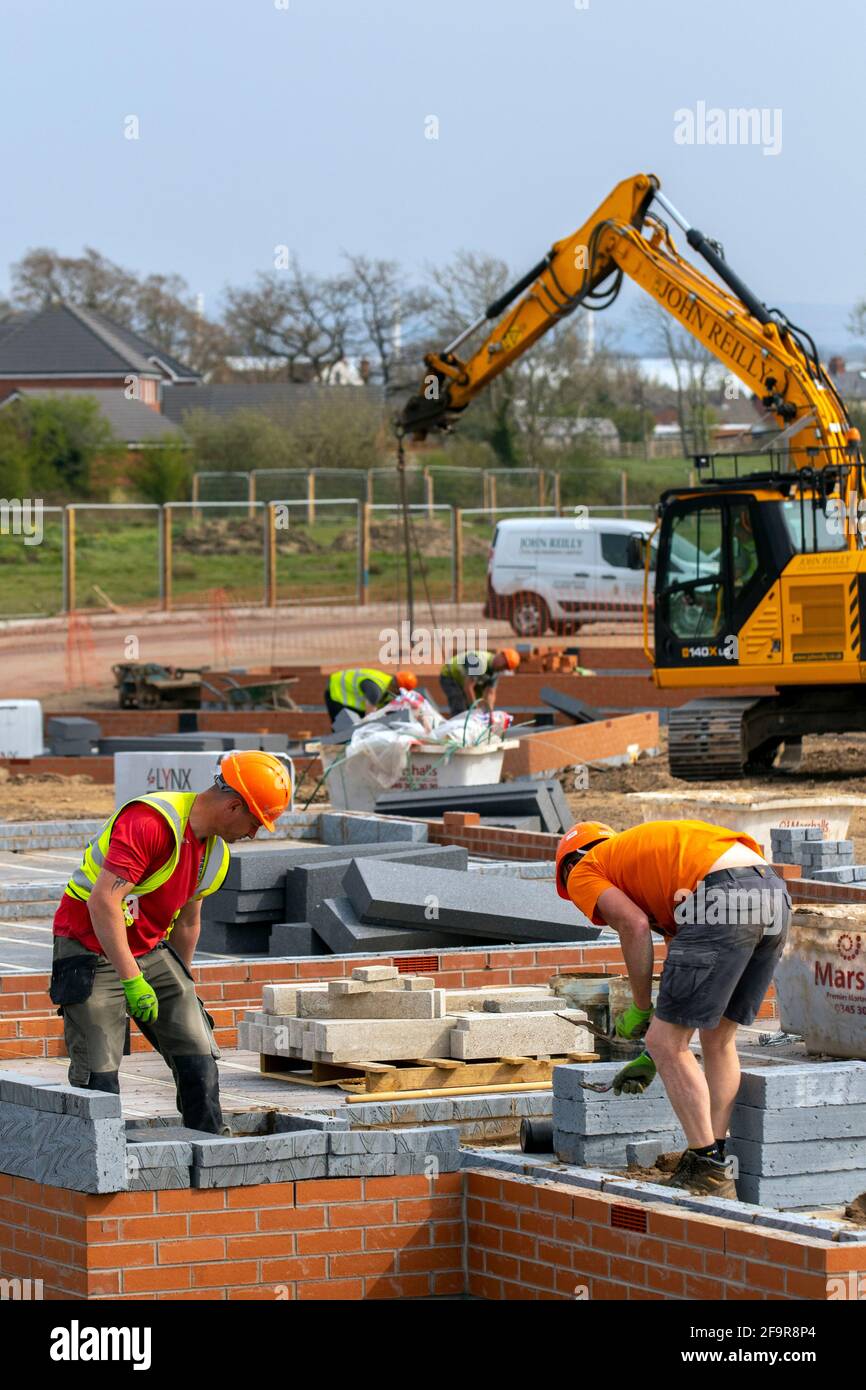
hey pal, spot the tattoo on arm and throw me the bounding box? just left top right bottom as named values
left=111, top=876, right=130, bottom=893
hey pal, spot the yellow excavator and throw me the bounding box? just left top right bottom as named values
left=399, top=173, right=866, bottom=780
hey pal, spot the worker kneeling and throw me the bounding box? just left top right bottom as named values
left=325, top=667, right=416, bottom=727
left=557, top=818, right=791, bottom=1198
left=50, top=750, right=292, bottom=1133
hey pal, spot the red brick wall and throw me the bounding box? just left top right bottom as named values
left=465, top=1171, right=866, bottom=1301
left=0, top=1167, right=860, bottom=1302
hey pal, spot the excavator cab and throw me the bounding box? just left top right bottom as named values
left=651, top=456, right=866, bottom=778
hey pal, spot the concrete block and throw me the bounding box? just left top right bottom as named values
left=28, top=1084, right=122, bottom=1120
left=553, top=1095, right=680, bottom=1135
left=482, top=998, right=563, bottom=1014
left=555, top=1130, right=682, bottom=1167
left=197, top=919, right=272, bottom=955
left=0, top=1101, right=36, bottom=1177
left=401, top=977, right=436, bottom=991
left=327, top=1154, right=398, bottom=1177
left=124, top=1140, right=192, bottom=1169
left=298, top=984, right=446, bottom=1020
left=625, top=1138, right=677, bottom=1167
left=552, top=1062, right=623, bottom=1101
left=128, top=1167, right=191, bottom=1191
left=344, top=859, right=600, bottom=942
left=811, top=867, right=855, bottom=883
left=261, top=982, right=323, bottom=1013
left=268, top=923, right=327, bottom=956
left=392, top=1125, right=460, bottom=1154
left=805, top=828, right=824, bottom=840
left=29, top=1113, right=128, bottom=1192
left=449, top=1010, right=593, bottom=1059
left=731, top=1102, right=866, bottom=1143
left=308, top=1016, right=456, bottom=1063
left=352, top=965, right=399, bottom=982
left=191, top=1132, right=329, bottom=1166
left=285, top=844, right=469, bottom=924
left=445, top=986, right=554, bottom=1013
left=192, top=1156, right=328, bottom=1186
left=328, top=1131, right=398, bottom=1154
left=0, top=1072, right=54, bottom=1104
left=273, top=1111, right=349, bottom=1132
left=736, top=1063, right=866, bottom=1109
left=728, top=1136, right=866, bottom=1176
left=320, top=813, right=427, bottom=846
left=735, top=1169, right=866, bottom=1206
left=314, top=896, right=473, bottom=956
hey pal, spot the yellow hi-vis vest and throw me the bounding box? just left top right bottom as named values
left=63, top=792, right=230, bottom=934
left=328, top=668, right=392, bottom=714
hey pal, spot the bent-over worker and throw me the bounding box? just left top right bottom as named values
left=324, top=668, right=417, bottom=727
left=51, top=750, right=292, bottom=1133
left=556, top=818, right=791, bottom=1197
left=438, top=648, right=520, bottom=716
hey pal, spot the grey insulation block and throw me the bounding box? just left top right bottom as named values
left=273, top=1111, right=349, bottom=1132
left=268, top=923, right=328, bottom=956
left=286, top=844, right=469, bottom=924
left=27, top=1084, right=121, bottom=1120
left=192, top=1156, right=328, bottom=1186
left=124, top=1140, right=192, bottom=1169
left=126, top=1125, right=223, bottom=1144
left=29, top=1113, right=128, bottom=1192
left=555, top=1131, right=683, bottom=1166
left=736, top=1063, right=866, bottom=1109
left=728, top=1136, right=866, bottom=1176
left=320, top=813, right=428, bottom=846
left=552, top=1062, right=627, bottom=1100
left=735, top=1169, right=866, bottom=1206
left=344, top=858, right=599, bottom=942
left=327, top=1151, right=461, bottom=1178
left=196, top=920, right=272, bottom=955
left=314, top=897, right=472, bottom=955
left=553, top=1096, right=681, bottom=1135
left=191, top=1132, right=328, bottom=1166
left=128, top=1167, right=191, bottom=1191
left=731, top=1102, right=866, bottom=1143
left=0, top=1073, right=54, bottom=1104
left=222, top=843, right=389, bottom=893
left=626, top=1138, right=681, bottom=1168
left=328, top=1131, right=398, bottom=1155
left=0, top=1102, right=36, bottom=1177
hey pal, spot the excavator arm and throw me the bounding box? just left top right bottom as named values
left=401, top=172, right=858, bottom=479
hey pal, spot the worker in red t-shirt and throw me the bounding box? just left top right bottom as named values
left=556, top=819, right=791, bottom=1198
left=51, top=751, right=291, bottom=1133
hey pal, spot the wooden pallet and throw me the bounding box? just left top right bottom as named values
left=259, top=1051, right=599, bottom=1096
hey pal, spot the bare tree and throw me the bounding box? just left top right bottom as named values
left=223, top=258, right=354, bottom=381
left=9, top=247, right=229, bottom=376
left=637, top=301, right=718, bottom=452
left=342, top=254, right=429, bottom=394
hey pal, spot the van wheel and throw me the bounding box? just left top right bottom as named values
left=510, top=593, right=550, bottom=637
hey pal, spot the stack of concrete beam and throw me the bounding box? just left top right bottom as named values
left=0, top=1072, right=127, bottom=1193
left=240, top=964, right=592, bottom=1064
left=0, top=818, right=103, bottom=852
left=46, top=715, right=101, bottom=756
left=99, top=732, right=291, bottom=755
left=0, top=879, right=69, bottom=920
left=729, top=1063, right=866, bottom=1205
left=373, top=779, right=572, bottom=834
left=125, top=1127, right=210, bottom=1191
left=552, top=1062, right=685, bottom=1166
left=770, top=827, right=863, bottom=882
left=343, top=857, right=600, bottom=943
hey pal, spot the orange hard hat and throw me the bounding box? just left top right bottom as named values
left=218, top=750, right=292, bottom=832
left=396, top=670, right=417, bottom=690
left=555, top=821, right=616, bottom=899
left=500, top=648, right=521, bottom=671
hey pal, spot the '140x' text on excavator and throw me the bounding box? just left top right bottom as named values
left=399, top=173, right=866, bottom=781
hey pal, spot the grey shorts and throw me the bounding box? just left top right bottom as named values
left=654, top=866, right=791, bottom=1031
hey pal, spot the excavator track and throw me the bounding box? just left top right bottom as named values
left=667, top=698, right=761, bottom=781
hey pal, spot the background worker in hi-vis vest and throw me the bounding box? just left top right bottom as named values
left=324, top=667, right=417, bottom=727
left=51, top=750, right=292, bottom=1133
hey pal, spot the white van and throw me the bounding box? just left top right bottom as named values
left=484, top=516, right=655, bottom=637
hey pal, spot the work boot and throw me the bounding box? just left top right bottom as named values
left=662, top=1148, right=737, bottom=1199
left=172, top=1054, right=225, bottom=1134
left=844, top=1191, right=866, bottom=1226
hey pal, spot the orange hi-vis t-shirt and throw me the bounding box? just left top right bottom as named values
left=565, top=819, right=764, bottom=938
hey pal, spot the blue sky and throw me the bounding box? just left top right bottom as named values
left=2, top=0, right=864, bottom=348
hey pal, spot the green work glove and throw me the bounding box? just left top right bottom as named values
left=614, top=1002, right=654, bottom=1040
left=612, top=1051, right=657, bottom=1096
left=122, top=973, right=158, bottom=1023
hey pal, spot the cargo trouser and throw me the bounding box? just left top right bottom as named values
left=440, top=675, right=469, bottom=716
left=50, top=934, right=225, bottom=1133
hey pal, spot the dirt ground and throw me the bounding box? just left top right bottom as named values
left=565, top=730, right=866, bottom=862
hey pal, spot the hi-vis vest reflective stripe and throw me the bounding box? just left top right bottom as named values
left=64, top=792, right=230, bottom=933
left=440, top=651, right=493, bottom=688
left=328, top=668, right=392, bottom=713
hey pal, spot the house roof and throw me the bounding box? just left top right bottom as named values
left=0, top=301, right=200, bottom=382
left=0, top=387, right=185, bottom=446
left=161, top=381, right=383, bottom=426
